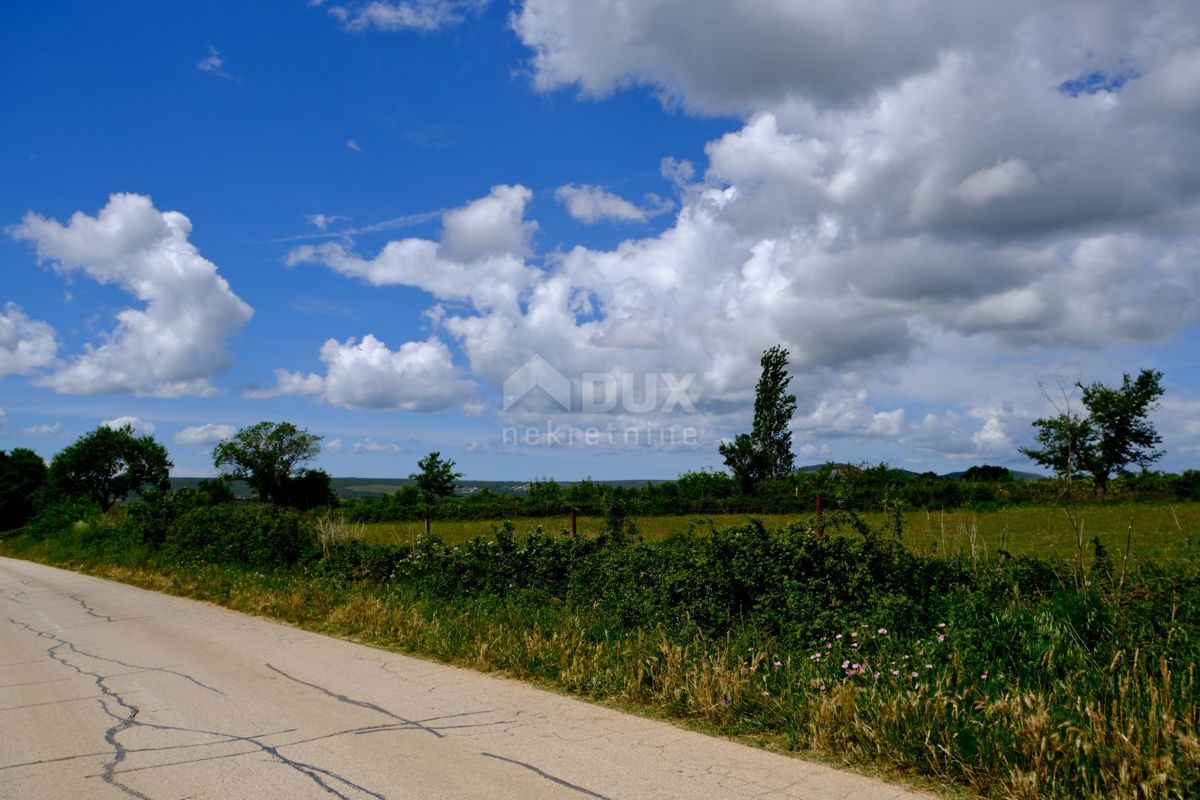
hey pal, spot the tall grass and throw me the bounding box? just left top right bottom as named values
left=4, top=506, right=1198, bottom=799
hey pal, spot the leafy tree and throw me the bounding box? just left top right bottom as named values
left=410, top=451, right=462, bottom=536
left=1022, top=369, right=1165, bottom=496
left=752, top=345, right=797, bottom=477
left=961, top=465, right=1014, bottom=482
left=718, top=433, right=769, bottom=495
left=0, top=448, right=48, bottom=530
left=720, top=345, right=797, bottom=493
left=49, top=425, right=171, bottom=511
left=213, top=422, right=322, bottom=506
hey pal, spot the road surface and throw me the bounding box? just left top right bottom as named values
left=0, top=557, right=937, bottom=800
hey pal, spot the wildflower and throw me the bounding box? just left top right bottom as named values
left=980, top=671, right=989, bottom=680
left=739, top=666, right=749, bottom=676
left=850, top=631, right=857, bottom=638
left=835, top=634, right=842, bottom=640
left=925, top=663, right=933, bottom=670
left=873, top=672, right=881, bottom=679
left=938, top=634, right=945, bottom=643
left=841, top=660, right=851, bottom=669
left=878, top=627, right=888, bottom=635
left=851, top=663, right=861, bottom=671
left=773, top=660, right=782, bottom=671
left=910, top=671, right=918, bottom=678
left=851, top=643, right=859, bottom=649
left=938, top=622, right=946, bottom=628
left=890, top=669, right=900, bottom=676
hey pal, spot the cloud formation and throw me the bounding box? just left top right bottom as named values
left=251, top=334, right=474, bottom=411
left=12, top=193, right=254, bottom=396
left=555, top=184, right=673, bottom=223
left=175, top=423, right=236, bottom=445
left=327, top=0, right=487, bottom=32
left=101, top=415, right=155, bottom=436
left=280, top=2, right=1200, bottom=465
left=0, top=303, right=57, bottom=378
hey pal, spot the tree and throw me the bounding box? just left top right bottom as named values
left=49, top=425, right=171, bottom=511
left=0, top=448, right=48, bottom=530
left=1021, top=369, right=1165, bottom=496
left=213, top=422, right=322, bottom=506
left=410, top=451, right=461, bottom=536
left=719, top=345, right=797, bottom=493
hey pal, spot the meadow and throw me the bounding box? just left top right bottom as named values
left=357, top=502, right=1199, bottom=564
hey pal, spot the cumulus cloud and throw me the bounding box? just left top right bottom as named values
left=102, top=416, right=155, bottom=436
left=555, top=184, right=672, bottom=223
left=290, top=3, right=1200, bottom=466
left=175, top=423, right=236, bottom=445
left=0, top=303, right=57, bottom=378
left=286, top=185, right=540, bottom=309
left=11, top=193, right=254, bottom=396
left=327, top=0, right=486, bottom=32
left=250, top=334, right=473, bottom=411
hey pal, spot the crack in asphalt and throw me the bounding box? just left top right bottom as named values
left=480, top=752, right=611, bottom=799
left=9, top=619, right=387, bottom=800
left=21, top=621, right=224, bottom=696
left=266, top=663, right=445, bottom=739
left=69, top=593, right=115, bottom=623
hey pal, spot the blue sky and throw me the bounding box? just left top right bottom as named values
left=2, top=1, right=1199, bottom=480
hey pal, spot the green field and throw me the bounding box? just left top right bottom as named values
left=358, top=502, right=1199, bottom=564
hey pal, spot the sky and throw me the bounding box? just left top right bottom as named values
left=2, top=1, right=1200, bottom=481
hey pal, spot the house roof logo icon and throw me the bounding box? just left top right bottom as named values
left=502, top=354, right=572, bottom=412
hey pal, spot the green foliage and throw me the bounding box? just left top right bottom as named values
left=0, top=448, right=48, bottom=530
left=48, top=424, right=171, bottom=511
left=21, top=496, right=103, bottom=541
left=409, top=451, right=462, bottom=505
left=720, top=345, right=797, bottom=494
left=751, top=344, right=797, bottom=478
left=1022, top=369, right=1165, bottom=496
left=164, top=503, right=314, bottom=568
left=961, top=464, right=1013, bottom=482
left=213, top=421, right=322, bottom=506
left=1081, top=369, right=1165, bottom=493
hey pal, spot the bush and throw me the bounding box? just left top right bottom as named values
left=164, top=503, right=314, bottom=569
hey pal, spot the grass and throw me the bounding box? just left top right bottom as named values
left=360, top=502, right=1199, bottom=564
left=5, top=500, right=1200, bottom=799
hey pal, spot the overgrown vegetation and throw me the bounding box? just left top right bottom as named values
left=4, top=489, right=1197, bottom=799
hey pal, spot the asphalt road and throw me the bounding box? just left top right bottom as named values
left=0, top=557, right=937, bottom=800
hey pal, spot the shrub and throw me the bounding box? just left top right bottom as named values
left=164, top=503, right=314, bottom=568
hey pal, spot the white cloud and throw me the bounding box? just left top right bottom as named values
left=11, top=193, right=254, bottom=396
left=102, top=416, right=155, bottom=436
left=328, top=0, right=487, bottom=32
left=286, top=184, right=540, bottom=309
left=352, top=438, right=405, bottom=453
left=292, top=4, right=1200, bottom=466
left=20, top=422, right=64, bottom=436
left=555, top=184, right=672, bottom=224
left=325, top=438, right=345, bottom=454
left=0, top=408, right=4, bottom=432
left=346, top=138, right=363, bottom=152
left=0, top=302, right=57, bottom=378
left=196, top=46, right=234, bottom=80
left=306, top=213, right=349, bottom=230
left=175, top=423, right=236, bottom=445
left=251, top=334, right=473, bottom=411
left=440, top=184, right=537, bottom=262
